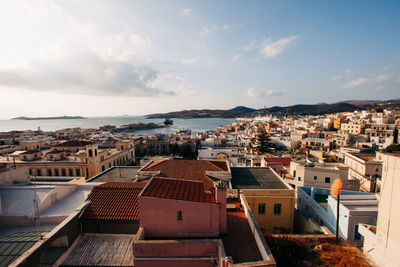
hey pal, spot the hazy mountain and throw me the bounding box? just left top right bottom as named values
left=146, top=99, right=400, bottom=119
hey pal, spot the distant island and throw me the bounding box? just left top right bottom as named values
left=112, top=122, right=165, bottom=133
left=146, top=99, right=400, bottom=119
left=12, top=116, right=87, bottom=120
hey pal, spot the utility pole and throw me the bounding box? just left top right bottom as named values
left=331, top=179, right=343, bottom=243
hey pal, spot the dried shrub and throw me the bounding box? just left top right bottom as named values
left=318, top=244, right=370, bottom=267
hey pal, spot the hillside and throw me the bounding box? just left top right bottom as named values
left=146, top=99, right=400, bottom=119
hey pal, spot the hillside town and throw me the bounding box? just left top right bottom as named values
left=0, top=107, right=399, bottom=266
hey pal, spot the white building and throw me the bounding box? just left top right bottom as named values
left=359, top=152, right=400, bottom=267
left=344, top=152, right=382, bottom=192
left=286, top=160, right=360, bottom=191
left=297, top=186, right=378, bottom=242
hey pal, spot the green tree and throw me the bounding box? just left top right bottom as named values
left=179, top=144, right=193, bottom=159
left=256, top=131, right=275, bottom=153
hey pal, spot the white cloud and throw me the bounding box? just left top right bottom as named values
left=147, top=74, right=198, bottom=96
left=343, top=74, right=391, bottom=89
left=345, top=69, right=352, bottom=73
left=182, top=8, right=192, bottom=16
left=181, top=58, right=199, bottom=65
left=231, top=54, right=242, bottom=63
left=331, top=75, right=343, bottom=80
left=260, top=35, right=299, bottom=58
left=266, top=90, right=283, bottom=96
left=246, top=88, right=263, bottom=98
left=243, top=40, right=257, bottom=52
left=200, top=25, right=216, bottom=36
left=246, top=88, right=282, bottom=98
left=0, top=37, right=196, bottom=97
left=222, top=24, right=242, bottom=31
left=0, top=1, right=199, bottom=99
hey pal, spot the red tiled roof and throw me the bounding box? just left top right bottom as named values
left=222, top=201, right=263, bottom=263
left=141, top=177, right=215, bottom=203
left=82, top=182, right=146, bottom=221
left=54, top=140, right=93, bottom=147
left=264, top=157, right=292, bottom=166
left=209, top=160, right=229, bottom=171
left=142, top=160, right=228, bottom=190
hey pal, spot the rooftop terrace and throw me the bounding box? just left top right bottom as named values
left=231, top=167, right=288, bottom=190
left=222, top=202, right=263, bottom=263
left=86, top=166, right=141, bottom=183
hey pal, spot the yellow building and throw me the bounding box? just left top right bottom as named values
left=333, top=116, right=346, bottom=130
left=230, top=167, right=295, bottom=233
left=0, top=140, right=135, bottom=180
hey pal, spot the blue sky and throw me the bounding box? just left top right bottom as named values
left=0, top=0, right=399, bottom=118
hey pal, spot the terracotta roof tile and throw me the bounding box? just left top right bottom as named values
left=264, top=157, right=292, bottom=166
left=141, top=177, right=215, bottom=203
left=142, top=160, right=228, bottom=190
left=209, top=160, right=229, bottom=171
left=82, top=182, right=146, bottom=221
left=54, top=140, right=93, bottom=147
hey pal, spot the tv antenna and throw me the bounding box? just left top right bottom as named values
left=32, top=174, right=43, bottom=240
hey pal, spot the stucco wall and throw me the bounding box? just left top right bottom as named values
left=364, top=153, right=400, bottom=267
left=241, top=189, right=295, bottom=233
left=0, top=167, right=29, bottom=185
left=139, top=197, right=220, bottom=238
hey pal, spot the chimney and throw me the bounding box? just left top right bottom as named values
left=215, top=182, right=227, bottom=234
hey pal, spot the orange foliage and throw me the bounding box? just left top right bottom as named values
left=331, top=179, right=343, bottom=198
left=318, top=244, right=370, bottom=267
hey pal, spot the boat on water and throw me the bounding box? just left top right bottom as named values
left=164, top=117, right=173, bottom=125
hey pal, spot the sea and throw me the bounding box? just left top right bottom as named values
left=0, top=116, right=235, bottom=136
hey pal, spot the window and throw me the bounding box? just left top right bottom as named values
left=325, top=177, right=331, bottom=183
left=354, top=225, right=361, bottom=240
left=95, top=149, right=98, bottom=156
left=76, top=169, right=81, bottom=176
left=88, top=150, right=93, bottom=157
left=314, top=176, right=318, bottom=180
left=47, top=169, right=52, bottom=176
left=293, top=170, right=296, bottom=177
left=101, top=165, right=105, bottom=172
left=177, top=211, right=182, bottom=221
left=298, top=176, right=301, bottom=181
left=258, top=203, right=266, bottom=215
left=62, top=169, right=66, bottom=176
left=274, top=204, right=281, bottom=215
left=68, top=169, right=73, bottom=176
left=37, top=170, right=41, bottom=176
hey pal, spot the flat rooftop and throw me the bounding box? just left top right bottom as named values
left=351, top=153, right=377, bottom=162
left=231, top=167, right=288, bottom=190
left=86, top=166, right=141, bottom=183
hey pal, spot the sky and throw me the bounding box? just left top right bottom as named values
left=0, top=0, right=399, bottom=119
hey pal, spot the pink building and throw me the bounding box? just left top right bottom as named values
left=134, top=177, right=275, bottom=267
left=139, top=177, right=226, bottom=238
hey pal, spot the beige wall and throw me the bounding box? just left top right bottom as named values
left=289, top=162, right=348, bottom=189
